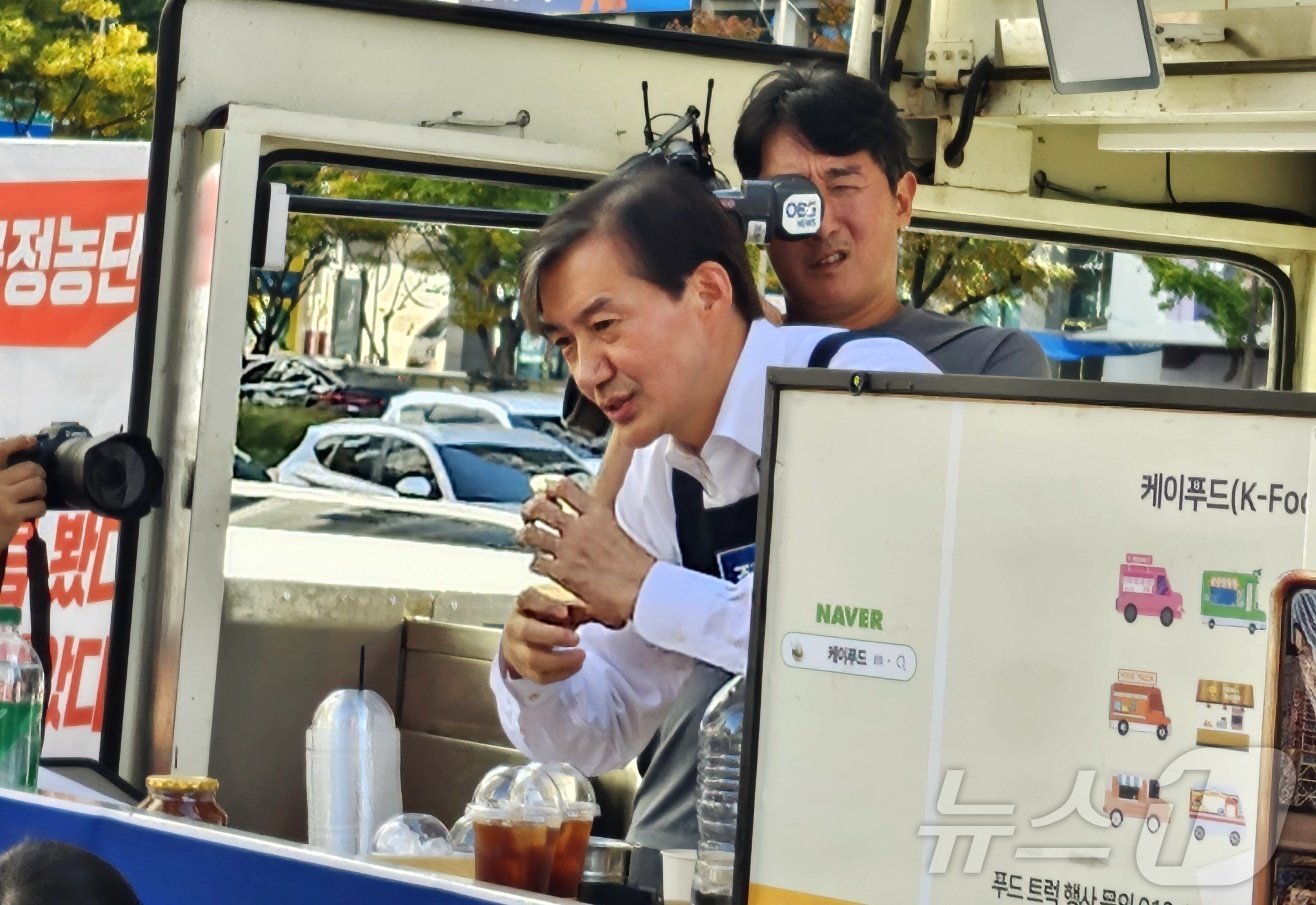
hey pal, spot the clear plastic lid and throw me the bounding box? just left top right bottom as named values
left=540, top=762, right=600, bottom=821
left=468, top=763, right=564, bottom=827
left=471, top=764, right=522, bottom=808
left=511, top=763, right=565, bottom=824
left=449, top=807, right=476, bottom=854
left=370, top=813, right=453, bottom=857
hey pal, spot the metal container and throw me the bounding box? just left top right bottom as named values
left=581, top=837, right=636, bottom=883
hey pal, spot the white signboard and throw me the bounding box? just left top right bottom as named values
left=743, top=377, right=1315, bottom=905
left=0, top=140, right=149, bottom=758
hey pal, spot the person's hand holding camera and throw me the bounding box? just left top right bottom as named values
left=0, top=436, right=47, bottom=549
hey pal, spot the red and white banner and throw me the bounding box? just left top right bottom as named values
left=0, top=140, right=149, bottom=758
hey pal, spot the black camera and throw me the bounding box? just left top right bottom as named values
left=713, top=174, right=823, bottom=246
left=12, top=423, right=163, bottom=520
left=616, top=86, right=825, bottom=247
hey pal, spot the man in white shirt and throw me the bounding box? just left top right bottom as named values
left=491, top=165, right=937, bottom=885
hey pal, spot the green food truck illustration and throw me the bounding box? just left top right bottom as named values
left=1200, top=570, right=1266, bottom=634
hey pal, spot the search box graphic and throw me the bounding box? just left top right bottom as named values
left=780, top=633, right=917, bottom=682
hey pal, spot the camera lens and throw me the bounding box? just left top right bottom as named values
left=85, top=440, right=148, bottom=511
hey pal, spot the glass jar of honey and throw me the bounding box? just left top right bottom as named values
left=138, top=775, right=229, bottom=827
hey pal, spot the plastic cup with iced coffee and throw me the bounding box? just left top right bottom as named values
left=470, top=763, right=564, bottom=893
left=541, top=762, right=601, bottom=898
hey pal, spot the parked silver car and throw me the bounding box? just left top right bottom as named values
left=270, top=419, right=591, bottom=509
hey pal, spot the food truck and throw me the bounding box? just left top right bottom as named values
left=1200, top=569, right=1267, bottom=633
left=6, top=0, right=1316, bottom=902
left=1108, top=669, right=1172, bottom=740
left=1116, top=554, right=1183, bottom=627
left=1103, top=775, right=1173, bottom=834
left=1189, top=786, right=1246, bottom=847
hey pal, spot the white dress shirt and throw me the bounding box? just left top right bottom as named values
left=490, top=319, right=939, bottom=775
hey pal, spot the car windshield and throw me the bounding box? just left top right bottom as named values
left=435, top=443, right=586, bottom=503
left=399, top=403, right=502, bottom=427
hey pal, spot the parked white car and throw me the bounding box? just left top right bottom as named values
left=471, top=389, right=605, bottom=470
left=468, top=390, right=565, bottom=430
left=270, top=419, right=592, bottom=509
left=381, top=390, right=513, bottom=428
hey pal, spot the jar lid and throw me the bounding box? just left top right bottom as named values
left=0, top=607, right=20, bottom=627
left=146, top=775, right=219, bottom=794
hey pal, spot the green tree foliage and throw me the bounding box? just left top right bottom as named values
left=898, top=232, right=1074, bottom=318
left=251, top=166, right=565, bottom=379
left=1143, top=257, right=1271, bottom=350
left=1145, top=256, right=1271, bottom=386
left=0, top=0, right=156, bottom=137
left=403, top=177, right=565, bottom=382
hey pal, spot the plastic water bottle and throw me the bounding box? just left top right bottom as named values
left=694, top=675, right=744, bottom=905
left=305, top=685, right=403, bottom=856
left=0, top=606, right=44, bottom=792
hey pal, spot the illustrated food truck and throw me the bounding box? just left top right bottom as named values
left=1116, top=555, right=1182, bottom=627
left=1109, top=669, right=1171, bottom=740
left=1189, top=786, right=1246, bottom=847
left=1103, top=775, right=1171, bottom=833
left=1196, top=680, right=1256, bottom=749
left=1200, top=569, right=1267, bottom=634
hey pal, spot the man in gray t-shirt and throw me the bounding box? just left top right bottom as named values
left=859, top=304, right=1048, bottom=377
left=734, top=65, right=1049, bottom=380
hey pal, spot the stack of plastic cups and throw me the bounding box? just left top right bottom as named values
left=305, top=688, right=403, bottom=856
left=469, top=763, right=564, bottom=893
left=542, top=762, right=601, bottom=898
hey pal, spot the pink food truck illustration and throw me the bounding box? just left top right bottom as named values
left=1117, top=554, right=1183, bottom=627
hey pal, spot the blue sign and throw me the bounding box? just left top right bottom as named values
left=0, top=117, right=53, bottom=139
left=463, top=0, right=691, bottom=15
left=717, top=543, right=756, bottom=584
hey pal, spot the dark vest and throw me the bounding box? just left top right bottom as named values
left=624, top=330, right=881, bottom=889
left=625, top=469, right=757, bottom=888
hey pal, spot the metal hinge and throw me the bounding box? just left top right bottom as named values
left=923, top=41, right=975, bottom=90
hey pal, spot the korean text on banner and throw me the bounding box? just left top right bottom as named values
left=0, top=143, right=149, bottom=760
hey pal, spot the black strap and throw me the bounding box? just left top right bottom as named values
left=807, top=327, right=892, bottom=368
left=25, top=523, right=53, bottom=730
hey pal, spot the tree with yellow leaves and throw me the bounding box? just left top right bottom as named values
left=0, top=0, right=156, bottom=137
left=898, top=233, right=1075, bottom=317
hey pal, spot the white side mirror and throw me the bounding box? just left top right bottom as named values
left=395, top=476, right=433, bottom=498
